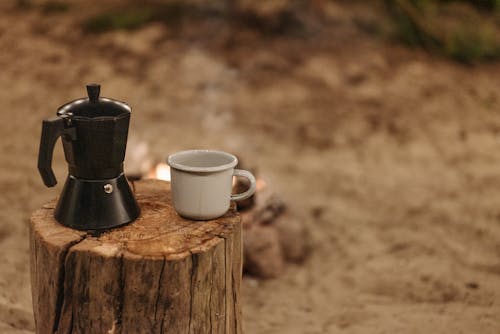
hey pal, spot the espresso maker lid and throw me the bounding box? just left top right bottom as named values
left=57, top=84, right=131, bottom=120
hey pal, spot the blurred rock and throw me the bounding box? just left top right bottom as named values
left=275, top=212, right=309, bottom=263
left=243, top=224, right=284, bottom=278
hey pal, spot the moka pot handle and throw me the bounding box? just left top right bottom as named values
left=37, top=116, right=76, bottom=187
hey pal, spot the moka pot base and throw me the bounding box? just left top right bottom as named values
left=54, top=173, right=140, bottom=230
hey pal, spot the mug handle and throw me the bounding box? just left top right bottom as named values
left=231, top=169, right=256, bottom=201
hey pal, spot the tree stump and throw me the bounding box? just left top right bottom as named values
left=29, top=179, right=242, bottom=334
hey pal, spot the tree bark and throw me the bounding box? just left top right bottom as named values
left=30, top=179, right=242, bottom=334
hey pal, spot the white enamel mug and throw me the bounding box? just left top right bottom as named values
left=167, top=150, right=256, bottom=220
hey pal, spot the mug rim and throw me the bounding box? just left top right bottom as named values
left=167, top=149, right=238, bottom=173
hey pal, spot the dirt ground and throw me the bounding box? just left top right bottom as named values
left=1, top=1, right=500, bottom=333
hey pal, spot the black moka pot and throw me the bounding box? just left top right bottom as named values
left=37, top=84, right=140, bottom=230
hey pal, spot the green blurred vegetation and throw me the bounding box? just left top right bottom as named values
left=385, top=0, right=500, bottom=62
left=82, top=2, right=304, bottom=35
left=83, top=3, right=186, bottom=33
left=41, top=1, right=70, bottom=14
left=439, top=0, right=500, bottom=11
left=15, top=0, right=72, bottom=13
left=16, top=0, right=500, bottom=63
left=79, top=0, right=500, bottom=63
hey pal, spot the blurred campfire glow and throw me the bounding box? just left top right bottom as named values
left=256, top=178, right=267, bottom=192
left=148, top=163, right=171, bottom=181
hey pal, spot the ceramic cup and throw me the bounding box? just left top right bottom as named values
left=167, top=149, right=256, bottom=220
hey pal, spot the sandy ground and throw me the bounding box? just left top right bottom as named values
left=0, top=1, right=500, bottom=333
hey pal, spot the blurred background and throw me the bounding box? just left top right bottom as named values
left=1, top=0, right=500, bottom=332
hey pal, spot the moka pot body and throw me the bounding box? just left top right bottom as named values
left=38, top=84, right=140, bottom=230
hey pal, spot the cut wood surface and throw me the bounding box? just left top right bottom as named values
left=30, top=179, right=242, bottom=334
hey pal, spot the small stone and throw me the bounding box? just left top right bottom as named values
left=465, top=282, right=479, bottom=290
left=243, top=224, right=284, bottom=279
left=274, top=212, right=309, bottom=263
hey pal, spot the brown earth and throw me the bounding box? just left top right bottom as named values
left=0, top=1, right=500, bottom=333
